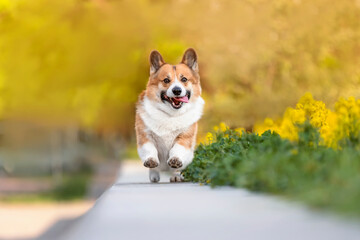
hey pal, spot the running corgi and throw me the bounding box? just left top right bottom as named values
left=135, top=48, right=204, bottom=182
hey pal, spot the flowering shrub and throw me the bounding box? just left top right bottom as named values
left=254, top=93, right=360, bottom=148
left=184, top=94, right=360, bottom=216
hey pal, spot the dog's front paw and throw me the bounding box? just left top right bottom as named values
left=144, top=158, right=159, bottom=168
left=167, top=157, right=183, bottom=169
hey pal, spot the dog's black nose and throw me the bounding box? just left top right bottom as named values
left=172, top=86, right=182, bottom=96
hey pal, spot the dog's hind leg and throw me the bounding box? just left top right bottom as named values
left=170, top=170, right=184, bottom=182
left=149, top=169, right=160, bottom=183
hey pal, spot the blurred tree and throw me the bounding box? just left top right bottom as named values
left=0, top=0, right=359, bottom=139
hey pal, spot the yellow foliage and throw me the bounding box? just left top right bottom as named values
left=331, top=97, right=360, bottom=146
left=254, top=93, right=360, bottom=148
left=1, top=0, right=360, bottom=141
left=0, top=0, right=186, bottom=134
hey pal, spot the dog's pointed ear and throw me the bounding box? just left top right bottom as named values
left=181, top=48, right=198, bottom=72
left=149, top=50, right=165, bottom=74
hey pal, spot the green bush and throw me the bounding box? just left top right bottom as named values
left=0, top=174, right=91, bottom=202
left=52, top=174, right=90, bottom=200
left=183, top=123, right=360, bottom=216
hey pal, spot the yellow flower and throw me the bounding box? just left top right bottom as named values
left=254, top=93, right=336, bottom=145
left=206, top=132, right=214, bottom=143
left=213, top=122, right=229, bottom=133
left=219, top=122, right=228, bottom=132
left=264, top=118, right=274, bottom=126
left=235, top=127, right=245, bottom=136
left=212, top=93, right=360, bottom=149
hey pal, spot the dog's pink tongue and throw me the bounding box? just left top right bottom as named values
left=174, top=96, right=189, bottom=103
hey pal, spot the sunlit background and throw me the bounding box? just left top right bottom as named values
left=1, top=0, right=360, bottom=238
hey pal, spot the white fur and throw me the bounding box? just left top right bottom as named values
left=138, top=95, right=204, bottom=176
left=138, top=142, right=161, bottom=183
left=137, top=142, right=159, bottom=164
left=149, top=169, right=160, bottom=182
left=166, top=75, right=186, bottom=98
left=141, top=96, right=204, bottom=136
left=168, top=143, right=194, bottom=170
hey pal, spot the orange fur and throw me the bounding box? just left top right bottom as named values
left=135, top=111, right=149, bottom=146
left=145, top=63, right=201, bottom=102
left=175, top=122, right=197, bottom=149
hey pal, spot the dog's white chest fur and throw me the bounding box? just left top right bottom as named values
left=139, top=96, right=204, bottom=165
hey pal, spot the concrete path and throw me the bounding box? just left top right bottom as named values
left=56, top=161, right=360, bottom=240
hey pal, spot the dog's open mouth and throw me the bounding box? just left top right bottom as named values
left=161, top=91, right=191, bottom=109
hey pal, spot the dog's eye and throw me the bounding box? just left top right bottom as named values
left=163, top=78, right=170, bottom=84
left=181, top=77, right=188, bottom=83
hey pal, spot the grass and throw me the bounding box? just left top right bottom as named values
left=182, top=122, right=360, bottom=217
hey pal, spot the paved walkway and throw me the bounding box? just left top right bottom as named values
left=53, top=161, right=360, bottom=240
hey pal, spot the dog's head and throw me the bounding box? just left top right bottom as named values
left=145, top=48, right=201, bottom=111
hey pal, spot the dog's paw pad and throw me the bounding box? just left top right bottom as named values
left=170, top=175, right=183, bottom=182
left=167, top=157, right=183, bottom=169
left=144, top=158, right=159, bottom=168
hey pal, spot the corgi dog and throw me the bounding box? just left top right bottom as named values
left=135, top=48, right=204, bottom=182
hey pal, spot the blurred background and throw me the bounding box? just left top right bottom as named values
left=0, top=0, right=360, bottom=238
